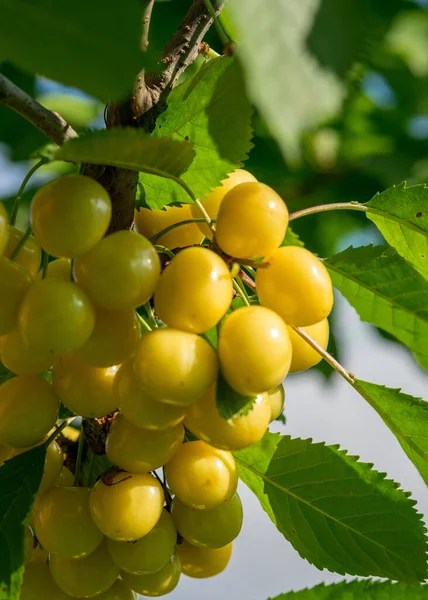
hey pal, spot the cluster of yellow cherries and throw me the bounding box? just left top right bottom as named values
left=0, top=167, right=333, bottom=599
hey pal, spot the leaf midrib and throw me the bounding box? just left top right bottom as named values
left=235, top=455, right=415, bottom=573
left=367, top=204, right=428, bottom=241
left=326, top=261, right=428, bottom=332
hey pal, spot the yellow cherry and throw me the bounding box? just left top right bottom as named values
left=177, top=540, right=232, bottom=578
left=114, top=361, right=185, bottom=431
left=218, top=305, right=292, bottom=396
left=185, top=387, right=270, bottom=451
left=0, top=256, right=33, bottom=335
left=106, top=413, right=184, bottom=473
left=164, top=440, right=238, bottom=510
left=4, top=226, right=41, bottom=275
left=31, top=174, right=112, bottom=258
left=74, top=308, right=141, bottom=368
left=133, top=328, right=218, bottom=406
left=36, top=258, right=72, bottom=281
left=288, top=319, right=329, bottom=373
left=268, top=385, right=285, bottom=422
left=74, top=230, right=161, bottom=310
left=52, top=355, right=118, bottom=418
left=135, top=204, right=204, bottom=249
left=154, top=247, right=233, bottom=333
left=256, top=246, right=334, bottom=326
left=171, top=493, right=243, bottom=549
left=121, top=553, right=181, bottom=597
left=0, top=328, right=53, bottom=374
left=215, top=182, right=288, bottom=259
left=190, top=169, right=257, bottom=238
left=89, top=471, right=164, bottom=541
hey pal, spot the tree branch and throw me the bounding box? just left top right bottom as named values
left=0, top=73, right=77, bottom=146
left=108, top=0, right=226, bottom=129
left=141, top=0, right=156, bottom=51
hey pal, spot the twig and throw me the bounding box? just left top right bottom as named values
left=289, top=202, right=367, bottom=222
left=0, top=73, right=77, bottom=145
left=73, top=426, right=85, bottom=487
left=141, top=0, right=156, bottom=51
left=11, top=158, right=47, bottom=225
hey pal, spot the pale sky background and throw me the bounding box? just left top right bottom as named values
left=1, top=146, right=427, bottom=600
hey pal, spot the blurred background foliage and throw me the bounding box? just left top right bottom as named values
left=0, top=0, right=427, bottom=376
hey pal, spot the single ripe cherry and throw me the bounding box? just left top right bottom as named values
left=135, top=204, right=203, bottom=249
left=256, top=246, right=334, bottom=326
left=185, top=386, right=270, bottom=451
left=215, top=182, right=288, bottom=258
left=114, top=361, right=185, bottom=431
left=171, top=492, right=243, bottom=549
left=34, top=486, right=104, bottom=558
left=132, top=328, right=218, bottom=406
left=107, top=510, right=177, bottom=575
left=106, top=413, right=184, bottom=473
left=154, top=247, right=233, bottom=334
left=49, top=541, right=119, bottom=598
left=89, top=471, right=164, bottom=541
left=164, top=440, right=238, bottom=510
left=74, top=307, right=141, bottom=368
left=177, top=540, right=233, bottom=579
left=121, top=553, right=181, bottom=597
left=190, top=169, right=257, bottom=238
left=218, top=305, right=292, bottom=396
left=288, top=319, right=329, bottom=372
left=31, top=174, right=112, bottom=258
left=0, top=374, right=59, bottom=448
left=74, top=230, right=160, bottom=310
left=19, top=278, right=95, bottom=358
left=52, top=356, right=118, bottom=418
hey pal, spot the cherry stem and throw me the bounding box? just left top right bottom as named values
left=144, top=302, right=157, bottom=329
left=289, top=202, right=368, bottom=222
left=9, top=225, right=32, bottom=261
left=154, top=244, right=176, bottom=260
left=41, top=251, right=49, bottom=278
left=203, top=0, right=232, bottom=48
left=70, top=259, right=75, bottom=282
left=291, top=326, right=355, bottom=385
left=73, top=425, right=85, bottom=486
left=150, top=218, right=215, bottom=244
left=153, top=469, right=172, bottom=510
left=10, top=158, right=47, bottom=225
left=239, top=269, right=256, bottom=291
left=45, top=417, right=76, bottom=446
left=233, top=277, right=251, bottom=306
left=137, top=312, right=152, bottom=332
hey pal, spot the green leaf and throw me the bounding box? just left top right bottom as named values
left=282, top=226, right=304, bottom=247
left=0, top=363, right=14, bottom=385
left=325, top=244, right=428, bottom=370
left=54, top=129, right=195, bottom=177
left=216, top=373, right=256, bottom=420
left=138, top=57, right=253, bottom=209
left=366, top=183, right=428, bottom=280
left=81, top=451, right=112, bottom=488
left=354, top=380, right=428, bottom=487
left=38, top=94, right=103, bottom=129
left=235, top=432, right=427, bottom=582
left=0, top=445, right=46, bottom=600
left=227, top=0, right=343, bottom=158
left=0, top=0, right=148, bottom=101
left=269, top=579, right=428, bottom=599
